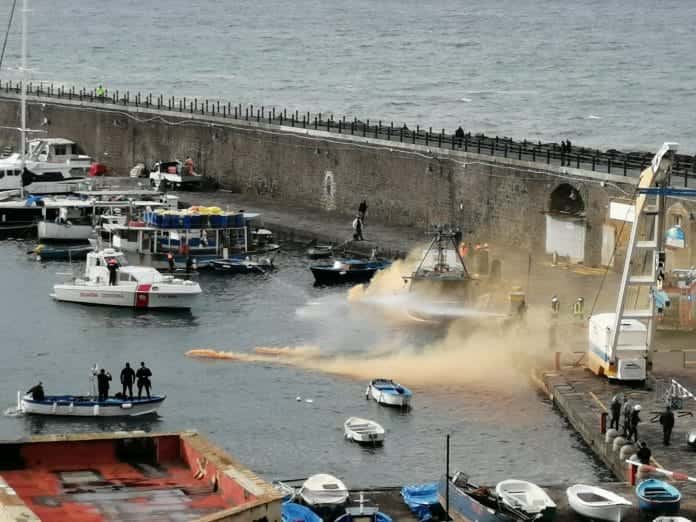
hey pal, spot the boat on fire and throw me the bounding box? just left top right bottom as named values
left=51, top=248, right=201, bottom=308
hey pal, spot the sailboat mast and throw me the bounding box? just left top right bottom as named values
left=20, top=0, right=27, bottom=175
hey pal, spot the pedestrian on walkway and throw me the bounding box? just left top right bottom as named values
left=622, top=398, right=633, bottom=438
left=627, top=404, right=642, bottom=442
left=659, top=405, right=675, bottom=446
left=610, top=395, right=622, bottom=430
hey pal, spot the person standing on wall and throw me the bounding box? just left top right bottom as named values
left=609, top=395, right=622, bottom=430
left=352, top=215, right=364, bottom=241
left=358, top=200, right=368, bottom=222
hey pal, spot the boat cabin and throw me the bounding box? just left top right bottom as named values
left=27, top=138, right=90, bottom=164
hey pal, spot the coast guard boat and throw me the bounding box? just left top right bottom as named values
left=51, top=248, right=201, bottom=308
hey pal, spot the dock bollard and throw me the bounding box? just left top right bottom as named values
left=600, top=411, right=607, bottom=434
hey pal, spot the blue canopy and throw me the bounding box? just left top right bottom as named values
left=282, top=502, right=323, bottom=522
left=401, top=483, right=439, bottom=522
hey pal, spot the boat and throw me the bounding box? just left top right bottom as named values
left=335, top=492, right=392, bottom=522
left=311, top=258, right=391, bottom=286
left=367, top=379, right=412, bottom=408
left=306, top=239, right=334, bottom=259
left=32, top=243, right=92, bottom=261
left=566, top=484, right=632, bottom=522
left=439, top=472, right=528, bottom=522
left=401, top=482, right=440, bottom=522
left=496, top=479, right=556, bottom=521
left=149, top=159, right=203, bottom=190
left=0, top=430, right=285, bottom=520
left=636, top=479, right=681, bottom=514
left=51, top=248, right=202, bottom=309
left=653, top=517, right=691, bottom=522
left=299, top=473, right=349, bottom=508
left=282, top=502, right=323, bottom=522
left=20, top=393, right=165, bottom=417
left=344, top=417, right=385, bottom=444
left=210, top=253, right=276, bottom=273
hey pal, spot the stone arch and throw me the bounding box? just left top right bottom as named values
left=549, top=183, right=584, bottom=216
left=321, top=170, right=336, bottom=211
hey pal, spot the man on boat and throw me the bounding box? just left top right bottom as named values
left=26, top=382, right=45, bottom=401
left=167, top=252, right=176, bottom=273
left=120, top=362, right=136, bottom=399
left=136, top=362, right=152, bottom=399
left=186, top=255, right=194, bottom=274
left=97, top=369, right=112, bottom=402
left=352, top=215, right=364, bottom=241
left=107, top=257, right=119, bottom=286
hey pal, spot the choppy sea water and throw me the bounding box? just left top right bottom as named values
left=0, top=240, right=611, bottom=486
left=1, top=0, right=695, bottom=152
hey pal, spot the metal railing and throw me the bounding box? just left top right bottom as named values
left=2, top=80, right=696, bottom=181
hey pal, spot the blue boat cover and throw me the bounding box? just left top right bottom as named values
left=24, top=195, right=43, bottom=206
left=282, top=502, right=323, bottom=522
left=376, top=512, right=393, bottom=522
left=401, top=483, right=438, bottom=522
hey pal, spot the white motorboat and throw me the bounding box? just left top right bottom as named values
left=654, top=518, right=691, bottom=522
left=496, top=479, right=556, bottom=520
left=367, top=378, right=413, bottom=407
left=566, top=484, right=631, bottom=522
left=299, top=473, right=349, bottom=507
left=51, top=248, right=201, bottom=309
left=344, top=417, right=385, bottom=444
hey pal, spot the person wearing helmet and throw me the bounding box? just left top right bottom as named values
left=628, top=404, right=642, bottom=442
left=621, top=398, right=633, bottom=438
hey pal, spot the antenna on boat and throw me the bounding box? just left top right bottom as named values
left=445, top=433, right=451, bottom=521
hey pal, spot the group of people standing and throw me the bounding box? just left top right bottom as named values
left=95, top=362, right=153, bottom=402
left=610, top=395, right=676, bottom=446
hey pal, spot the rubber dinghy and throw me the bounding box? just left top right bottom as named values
left=566, top=484, right=631, bottom=522
left=636, top=479, right=681, bottom=514
left=496, top=479, right=556, bottom=521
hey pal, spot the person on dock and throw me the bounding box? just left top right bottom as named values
left=27, top=382, right=45, bottom=401
left=167, top=252, right=176, bottom=273
left=660, top=405, right=675, bottom=446
left=120, top=362, right=135, bottom=399
left=136, top=362, right=152, bottom=399
left=186, top=255, right=194, bottom=274
left=610, top=395, right=622, bottom=430
left=97, top=369, right=112, bottom=402
left=455, top=126, right=465, bottom=139
left=621, top=398, right=633, bottom=438
left=107, top=257, right=119, bottom=286
left=358, top=200, right=368, bottom=221
left=636, top=441, right=652, bottom=465
left=627, top=404, right=642, bottom=442
left=352, top=215, right=364, bottom=241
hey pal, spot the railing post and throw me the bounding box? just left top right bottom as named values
left=608, top=158, right=612, bottom=174
left=592, top=156, right=596, bottom=171
left=518, top=144, right=523, bottom=160
left=546, top=149, right=550, bottom=164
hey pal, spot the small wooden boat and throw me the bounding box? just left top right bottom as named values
left=496, top=479, right=556, bottom=521
left=367, top=379, right=412, bottom=408
left=32, top=243, right=92, bottom=261
left=344, top=417, right=385, bottom=444
left=307, top=244, right=333, bottom=259
left=636, top=479, right=681, bottom=514
left=299, top=473, right=349, bottom=507
left=210, top=254, right=275, bottom=273
left=335, top=493, right=392, bottom=522
left=311, top=259, right=391, bottom=286
left=20, top=393, right=165, bottom=417
left=566, top=484, right=632, bottom=522
left=440, top=472, right=523, bottom=522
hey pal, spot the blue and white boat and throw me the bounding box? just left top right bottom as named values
left=335, top=493, right=392, bottom=522
left=310, top=258, right=391, bottom=286
left=636, top=479, right=681, bottom=514
left=367, top=379, right=412, bottom=408
left=439, top=472, right=521, bottom=522
left=281, top=502, right=323, bottom=522
left=20, top=393, right=165, bottom=417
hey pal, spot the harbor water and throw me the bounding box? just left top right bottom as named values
left=1, top=0, right=695, bottom=152
left=0, top=240, right=611, bottom=486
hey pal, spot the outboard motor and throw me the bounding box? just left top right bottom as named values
left=687, top=430, right=696, bottom=449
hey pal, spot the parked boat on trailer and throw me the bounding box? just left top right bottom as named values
left=344, top=417, right=385, bottom=444
left=366, top=379, right=412, bottom=408
left=51, top=248, right=201, bottom=309
left=566, top=484, right=632, bottom=522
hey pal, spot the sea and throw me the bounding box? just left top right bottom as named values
left=1, top=0, right=695, bottom=153
left=0, top=240, right=611, bottom=486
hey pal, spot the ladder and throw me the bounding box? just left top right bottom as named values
left=610, top=143, right=679, bottom=364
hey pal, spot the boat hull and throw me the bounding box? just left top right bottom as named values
left=38, top=221, right=93, bottom=242
left=22, top=395, right=165, bottom=417
left=210, top=259, right=273, bottom=273
left=566, top=486, right=632, bottom=522
left=52, top=283, right=200, bottom=309
left=344, top=418, right=385, bottom=444
left=368, top=383, right=412, bottom=407
left=438, top=479, right=512, bottom=522
left=311, top=266, right=378, bottom=285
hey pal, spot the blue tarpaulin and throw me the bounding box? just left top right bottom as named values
left=282, top=502, right=323, bottom=522
left=401, top=483, right=439, bottom=522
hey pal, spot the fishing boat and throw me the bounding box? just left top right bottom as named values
left=366, top=379, right=412, bottom=408
left=311, top=258, right=391, bottom=286
left=344, top=417, right=385, bottom=444
left=636, top=479, right=681, bottom=514
left=439, top=472, right=526, bottom=522
left=299, top=474, right=349, bottom=508
left=496, top=479, right=556, bottom=521
left=51, top=248, right=202, bottom=309
left=566, top=484, right=632, bottom=522
left=210, top=253, right=276, bottom=273
left=32, top=243, right=92, bottom=261
left=335, top=492, right=392, bottom=522
left=20, top=393, right=165, bottom=417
